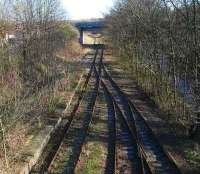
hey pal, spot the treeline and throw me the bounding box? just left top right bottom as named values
left=0, top=0, right=79, bottom=169
left=105, top=0, right=200, bottom=128
left=0, top=0, right=80, bottom=126
left=12, top=0, right=77, bottom=86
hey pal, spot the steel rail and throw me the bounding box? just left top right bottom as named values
left=63, top=49, right=101, bottom=174
left=96, top=51, right=146, bottom=174
left=94, top=49, right=117, bottom=174
left=100, top=71, right=148, bottom=174
left=102, top=61, right=181, bottom=174
left=30, top=50, right=99, bottom=174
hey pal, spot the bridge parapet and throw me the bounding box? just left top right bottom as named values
left=74, top=20, right=105, bottom=30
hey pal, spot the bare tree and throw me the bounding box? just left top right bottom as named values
left=105, top=0, right=200, bottom=133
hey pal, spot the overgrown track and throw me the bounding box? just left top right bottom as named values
left=95, top=51, right=144, bottom=174
left=102, top=80, right=145, bottom=174
left=100, top=71, right=144, bottom=174
left=31, top=48, right=181, bottom=174
left=102, top=83, right=116, bottom=174
left=48, top=50, right=99, bottom=173
left=94, top=51, right=117, bottom=174
left=48, top=50, right=101, bottom=173
left=30, top=50, right=98, bottom=174
left=101, top=59, right=181, bottom=174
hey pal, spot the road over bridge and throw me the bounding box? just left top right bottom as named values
left=73, top=19, right=105, bottom=45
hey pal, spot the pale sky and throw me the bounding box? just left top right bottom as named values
left=61, top=0, right=115, bottom=20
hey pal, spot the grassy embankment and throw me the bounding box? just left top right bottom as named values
left=0, top=23, right=85, bottom=173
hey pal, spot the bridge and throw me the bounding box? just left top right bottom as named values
left=73, top=19, right=105, bottom=45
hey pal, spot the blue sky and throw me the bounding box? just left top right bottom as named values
left=61, top=0, right=115, bottom=20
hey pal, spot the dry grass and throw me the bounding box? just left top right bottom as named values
left=0, top=41, right=85, bottom=173
left=57, top=40, right=84, bottom=61
left=117, top=55, right=191, bottom=125
left=0, top=122, right=27, bottom=173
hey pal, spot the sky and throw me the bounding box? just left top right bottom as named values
left=61, top=0, right=115, bottom=20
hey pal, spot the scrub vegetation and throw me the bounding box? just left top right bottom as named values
left=105, top=0, right=200, bottom=135
left=104, top=0, right=200, bottom=170
left=0, top=0, right=83, bottom=172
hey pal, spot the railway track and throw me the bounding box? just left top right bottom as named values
left=97, top=60, right=144, bottom=174
left=95, top=51, right=145, bottom=174
left=101, top=53, right=181, bottom=174
left=31, top=47, right=182, bottom=174
left=102, top=80, right=144, bottom=174
left=94, top=52, right=116, bottom=174
left=31, top=50, right=99, bottom=173
left=48, top=49, right=101, bottom=173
